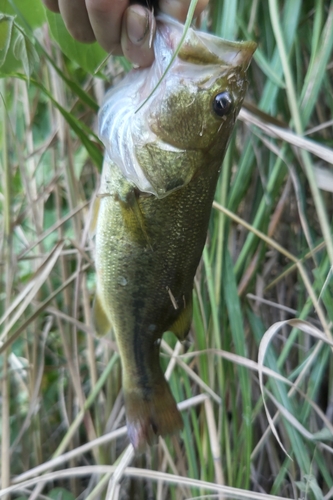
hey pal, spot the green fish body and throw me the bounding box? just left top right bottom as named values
left=95, top=16, right=256, bottom=450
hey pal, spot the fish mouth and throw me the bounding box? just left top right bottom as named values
left=157, top=15, right=257, bottom=71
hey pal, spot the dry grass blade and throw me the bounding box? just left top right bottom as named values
left=204, top=397, right=225, bottom=492
left=179, top=348, right=298, bottom=386
left=12, top=395, right=209, bottom=488
left=10, top=317, right=52, bottom=452
left=264, top=388, right=333, bottom=453
left=18, top=202, right=89, bottom=258
left=239, top=108, right=333, bottom=165
left=0, top=263, right=91, bottom=355
left=0, top=466, right=290, bottom=500
left=106, top=446, right=134, bottom=500
left=258, top=319, right=333, bottom=457
left=161, top=339, right=222, bottom=404
left=0, top=240, right=65, bottom=340
left=314, top=166, right=333, bottom=193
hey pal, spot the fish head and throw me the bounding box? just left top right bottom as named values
left=98, top=17, right=256, bottom=197
left=147, top=19, right=256, bottom=155
left=133, top=18, right=256, bottom=197
left=147, top=64, right=248, bottom=157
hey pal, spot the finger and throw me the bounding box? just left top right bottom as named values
left=159, top=0, right=209, bottom=22
left=42, top=0, right=60, bottom=13
left=86, top=0, right=130, bottom=54
left=121, top=6, right=155, bottom=67
left=58, top=0, right=95, bottom=43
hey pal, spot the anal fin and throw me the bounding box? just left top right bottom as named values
left=169, top=294, right=193, bottom=341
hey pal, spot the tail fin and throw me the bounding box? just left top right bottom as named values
left=124, top=377, right=183, bottom=452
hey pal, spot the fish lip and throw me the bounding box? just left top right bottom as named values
left=156, top=14, right=257, bottom=70
left=199, top=35, right=257, bottom=71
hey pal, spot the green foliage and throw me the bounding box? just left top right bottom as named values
left=45, top=10, right=107, bottom=75
left=3, top=0, right=46, bottom=28
left=0, top=14, right=38, bottom=76
left=48, top=488, right=76, bottom=500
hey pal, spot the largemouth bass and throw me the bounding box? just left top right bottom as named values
left=95, top=16, right=256, bottom=450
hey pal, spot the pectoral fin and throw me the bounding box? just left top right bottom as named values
left=117, top=188, right=151, bottom=247
left=92, top=293, right=112, bottom=336
left=169, top=295, right=193, bottom=341
left=128, top=190, right=151, bottom=246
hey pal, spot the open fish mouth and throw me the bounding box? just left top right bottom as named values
left=158, top=15, right=256, bottom=70
left=98, top=16, right=256, bottom=197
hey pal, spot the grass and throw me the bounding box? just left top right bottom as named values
left=1, top=0, right=333, bottom=498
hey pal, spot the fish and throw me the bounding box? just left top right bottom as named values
left=94, top=15, right=256, bottom=451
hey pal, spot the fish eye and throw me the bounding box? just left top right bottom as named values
left=212, top=91, right=233, bottom=117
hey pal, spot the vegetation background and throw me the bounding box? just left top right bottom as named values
left=1, top=0, right=333, bottom=498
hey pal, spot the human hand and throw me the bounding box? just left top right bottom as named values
left=42, top=0, right=208, bottom=68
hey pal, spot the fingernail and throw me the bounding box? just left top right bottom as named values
left=126, top=5, right=150, bottom=46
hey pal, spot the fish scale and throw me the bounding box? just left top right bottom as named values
left=94, top=15, right=256, bottom=450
